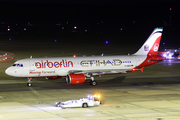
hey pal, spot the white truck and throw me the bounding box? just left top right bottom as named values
left=55, top=95, right=101, bottom=109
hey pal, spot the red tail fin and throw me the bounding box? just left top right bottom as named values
left=134, top=27, right=163, bottom=56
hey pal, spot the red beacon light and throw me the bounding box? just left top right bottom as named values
left=73, top=55, right=76, bottom=58
left=132, top=68, right=136, bottom=71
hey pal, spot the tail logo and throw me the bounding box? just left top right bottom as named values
left=144, top=45, right=149, bottom=51
left=153, top=43, right=159, bottom=52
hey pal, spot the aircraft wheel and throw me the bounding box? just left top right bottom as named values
left=90, top=80, right=97, bottom=86
left=27, top=83, right=32, bottom=87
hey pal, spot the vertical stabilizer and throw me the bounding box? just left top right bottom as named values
left=134, top=27, right=163, bottom=56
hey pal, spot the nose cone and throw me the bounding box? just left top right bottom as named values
left=5, top=67, right=10, bottom=75
left=5, top=67, right=14, bottom=76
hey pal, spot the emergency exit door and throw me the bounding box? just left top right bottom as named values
left=29, top=60, right=35, bottom=71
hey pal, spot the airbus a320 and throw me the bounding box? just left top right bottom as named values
left=5, top=27, right=164, bottom=87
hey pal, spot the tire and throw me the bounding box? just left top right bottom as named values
left=90, top=80, right=97, bottom=86
left=82, top=103, right=88, bottom=108
left=27, top=83, right=32, bottom=87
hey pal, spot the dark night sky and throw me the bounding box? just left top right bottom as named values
left=0, top=0, right=180, bottom=47
left=0, top=1, right=178, bottom=24
left=0, top=0, right=179, bottom=4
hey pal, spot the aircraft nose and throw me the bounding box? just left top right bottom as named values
left=5, top=67, right=14, bottom=76
left=5, top=67, right=10, bottom=75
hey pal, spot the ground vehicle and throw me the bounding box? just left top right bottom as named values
left=55, top=95, right=101, bottom=109
left=161, top=49, right=180, bottom=59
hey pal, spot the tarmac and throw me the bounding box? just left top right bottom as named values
left=0, top=59, right=180, bottom=120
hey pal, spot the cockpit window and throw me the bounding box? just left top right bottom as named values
left=12, top=64, right=23, bottom=67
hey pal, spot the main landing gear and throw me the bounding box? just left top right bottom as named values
left=89, top=77, right=97, bottom=86
left=27, top=77, right=32, bottom=87
left=89, top=80, right=97, bottom=86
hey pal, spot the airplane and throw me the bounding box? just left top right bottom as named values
left=5, top=27, right=164, bottom=87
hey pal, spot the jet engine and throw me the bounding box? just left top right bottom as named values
left=66, top=74, right=86, bottom=84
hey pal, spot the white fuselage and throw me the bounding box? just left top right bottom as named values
left=5, top=55, right=146, bottom=78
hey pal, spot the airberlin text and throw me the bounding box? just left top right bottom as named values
left=35, top=59, right=73, bottom=69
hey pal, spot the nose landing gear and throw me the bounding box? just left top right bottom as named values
left=27, top=77, right=32, bottom=87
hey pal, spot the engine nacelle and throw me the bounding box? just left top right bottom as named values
left=46, top=76, right=62, bottom=80
left=66, top=74, right=86, bottom=84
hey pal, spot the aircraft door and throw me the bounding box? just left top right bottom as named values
left=29, top=60, right=35, bottom=71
